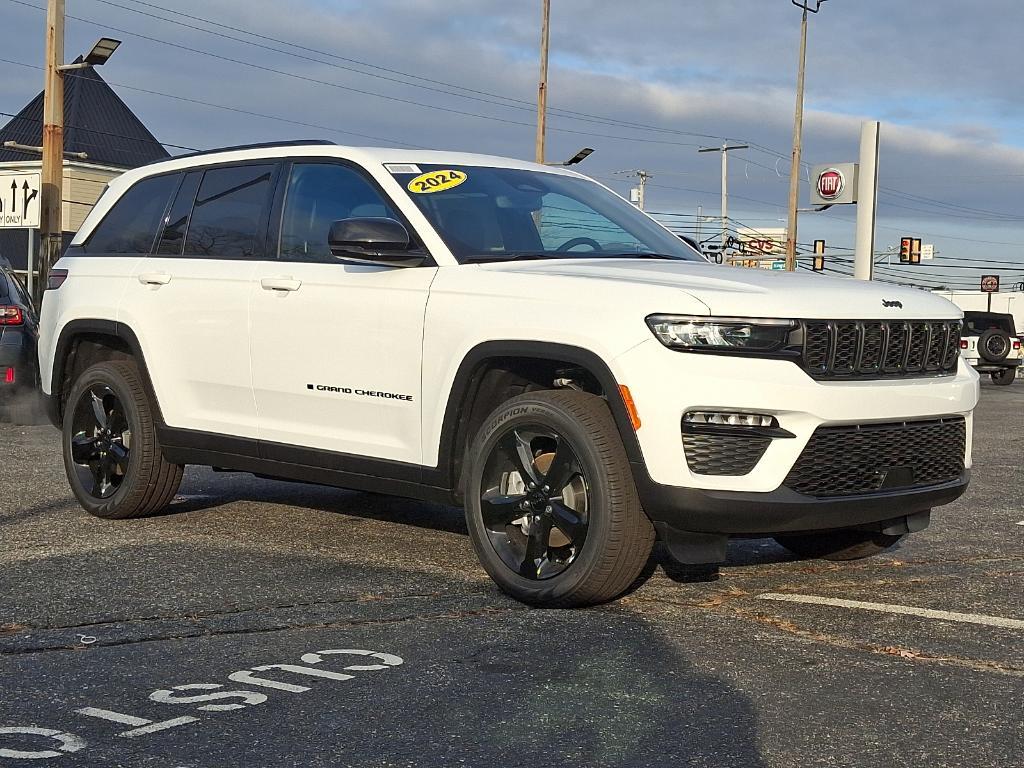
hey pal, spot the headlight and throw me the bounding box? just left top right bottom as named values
left=646, top=315, right=795, bottom=352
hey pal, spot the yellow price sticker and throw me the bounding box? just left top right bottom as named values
left=407, top=169, right=467, bottom=194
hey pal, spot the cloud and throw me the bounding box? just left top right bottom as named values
left=1, top=0, right=1021, bottom=271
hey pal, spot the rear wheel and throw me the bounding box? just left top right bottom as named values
left=991, top=367, right=1017, bottom=386
left=464, top=390, right=654, bottom=607
left=774, top=530, right=904, bottom=561
left=63, top=360, right=183, bottom=519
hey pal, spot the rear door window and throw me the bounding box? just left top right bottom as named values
left=155, top=171, right=202, bottom=256
left=184, top=165, right=276, bottom=259
left=84, top=173, right=179, bottom=254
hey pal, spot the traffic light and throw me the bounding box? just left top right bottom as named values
left=813, top=239, right=825, bottom=272
left=910, top=238, right=922, bottom=265
left=899, top=237, right=912, bottom=263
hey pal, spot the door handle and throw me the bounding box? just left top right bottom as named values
left=261, top=277, right=302, bottom=292
left=138, top=272, right=172, bottom=286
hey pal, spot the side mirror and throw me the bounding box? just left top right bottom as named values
left=328, top=218, right=426, bottom=267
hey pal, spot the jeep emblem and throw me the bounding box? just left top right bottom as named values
left=882, top=299, right=903, bottom=309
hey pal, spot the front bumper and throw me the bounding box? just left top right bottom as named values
left=611, top=339, right=979, bottom=534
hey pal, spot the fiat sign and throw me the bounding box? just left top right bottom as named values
left=810, top=162, right=858, bottom=206
left=816, top=169, right=844, bottom=200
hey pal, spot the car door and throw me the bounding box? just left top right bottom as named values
left=249, top=160, right=435, bottom=466
left=118, top=163, right=279, bottom=439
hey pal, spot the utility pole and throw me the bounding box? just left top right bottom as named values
left=699, top=143, right=748, bottom=252
left=535, top=0, right=551, bottom=164
left=39, top=0, right=65, bottom=298
left=785, top=0, right=827, bottom=272
left=616, top=170, right=652, bottom=210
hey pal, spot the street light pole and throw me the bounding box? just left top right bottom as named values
left=535, top=0, right=551, bottom=164
left=785, top=0, right=827, bottom=272
left=39, top=0, right=65, bottom=299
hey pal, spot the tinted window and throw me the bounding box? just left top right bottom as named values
left=963, top=313, right=1015, bottom=335
left=394, top=165, right=704, bottom=263
left=156, top=171, right=201, bottom=256
left=280, top=163, right=399, bottom=261
left=85, top=174, right=178, bottom=254
left=184, top=165, right=275, bottom=259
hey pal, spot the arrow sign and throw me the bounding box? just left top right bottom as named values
left=22, top=180, right=37, bottom=219
left=0, top=172, right=41, bottom=229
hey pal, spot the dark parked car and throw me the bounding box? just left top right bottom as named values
left=0, top=257, right=41, bottom=423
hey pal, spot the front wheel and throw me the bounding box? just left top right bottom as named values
left=774, top=530, right=904, bottom=561
left=63, top=360, right=183, bottom=519
left=464, top=390, right=654, bottom=607
left=991, top=368, right=1017, bottom=386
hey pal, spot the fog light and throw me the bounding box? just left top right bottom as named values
left=684, top=411, right=777, bottom=428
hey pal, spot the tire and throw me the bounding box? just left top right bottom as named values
left=991, top=368, right=1017, bottom=386
left=62, top=360, right=183, bottom=519
left=978, top=328, right=1011, bottom=363
left=774, top=530, right=904, bottom=561
left=464, top=389, right=655, bottom=607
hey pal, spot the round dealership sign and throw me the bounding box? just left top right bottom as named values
left=816, top=168, right=845, bottom=200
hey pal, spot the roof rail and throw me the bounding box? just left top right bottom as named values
left=154, top=139, right=338, bottom=164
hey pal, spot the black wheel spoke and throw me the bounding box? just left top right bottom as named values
left=519, top=517, right=553, bottom=578
left=549, top=501, right=585, bottom=542
left=501, top=430, right=540, bottom=484
left=71, top=434, right=100, bottom=464
left=90, top=391, right=109, bottom=430
left=542, top=440, right=577, bottom=492
left=481, top=489, right=527, bottom=527
left=108, top=443, right=130, bottom=474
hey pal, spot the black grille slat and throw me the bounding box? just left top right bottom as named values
left=784, top=418, right=966, bottom=497
left=800, top=319, right=960, bottom=380
left=683, top=434, right=771, bottom=476
left=906, top=322, right=929, bottom=371
left=859, top=323, right=883, bottom=372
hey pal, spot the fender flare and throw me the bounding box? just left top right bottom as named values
left=48, top=319, right=159, bottom=427
left=430, top=340, right=645, bottom=491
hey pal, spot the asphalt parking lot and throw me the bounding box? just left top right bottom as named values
left=1, top=382, right=1021, bottom=767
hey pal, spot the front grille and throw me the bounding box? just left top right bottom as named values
left=683, top=434, right=771, bottom=476
left=784, top=417, right=966, bottom=497
left=799, top=320, right=961, bottom=380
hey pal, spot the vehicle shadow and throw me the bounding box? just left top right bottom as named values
left=0, top=541, right=770, bottom=768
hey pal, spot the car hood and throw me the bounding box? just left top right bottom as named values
left=478, top=258, right=962, bottom=319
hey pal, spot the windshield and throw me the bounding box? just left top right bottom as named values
left=391, top=164, right=705, bottom=263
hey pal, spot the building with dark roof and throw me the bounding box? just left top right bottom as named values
left=0, top=61, right=169, bottom=274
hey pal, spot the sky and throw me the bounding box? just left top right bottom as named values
left=1, top=0, right=1022, bottom=292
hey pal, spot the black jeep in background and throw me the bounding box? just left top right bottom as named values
left=0, top=257, right=41, bottom=423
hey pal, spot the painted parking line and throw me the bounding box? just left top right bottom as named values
left=758, top=593, right=1024, bottom=630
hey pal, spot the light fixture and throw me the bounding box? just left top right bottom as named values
left=84, top=38, right=121, bottom=66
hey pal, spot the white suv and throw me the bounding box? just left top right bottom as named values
left=38, top=141, right=980, bottom=606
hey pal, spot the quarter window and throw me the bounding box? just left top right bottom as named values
left=184, top=165, right=275, bottom=259
left=85, top=174, right=178, bottom=254
left=280, top=163, right=399, bottom=261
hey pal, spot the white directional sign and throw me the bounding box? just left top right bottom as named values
left=0, top=171, right=41, bottom=229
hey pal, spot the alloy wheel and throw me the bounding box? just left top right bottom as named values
left=479, top=425, right=590, bottom=580
left=69, top=384, right=132, bottom=499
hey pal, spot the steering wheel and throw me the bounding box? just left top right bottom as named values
left=556, top=237, right=602, bottom=252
